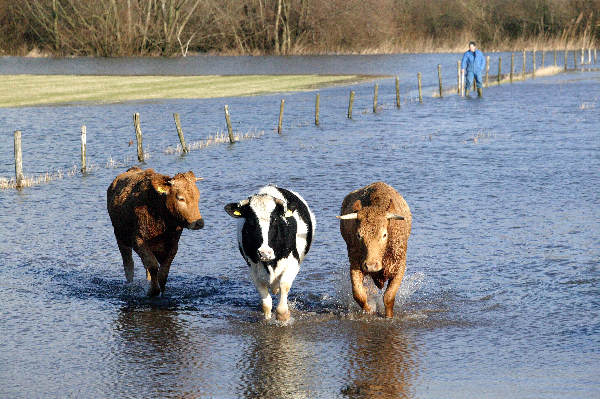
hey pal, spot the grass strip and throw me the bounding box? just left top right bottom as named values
left=0, top=74, right=376, bottom=107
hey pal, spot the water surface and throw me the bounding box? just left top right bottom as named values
left=0, top=56, right=599, bottom=398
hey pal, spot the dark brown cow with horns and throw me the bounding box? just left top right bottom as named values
left=107, top=167, right=204, bottom=296
left=338, top=182, right=412, bottom=318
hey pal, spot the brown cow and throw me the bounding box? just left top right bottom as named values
left=107, top=167, right=204, bottom=296
left=338, top=182, right=412, bottom=318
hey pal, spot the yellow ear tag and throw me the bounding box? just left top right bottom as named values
left=233, top=210, right=241, bottom=216
left=285, top=209, right=293, bottom=218
left=156, top=186, right=168, bottom=194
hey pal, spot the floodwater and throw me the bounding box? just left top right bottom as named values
left=1, top=55, right=599, bottom=398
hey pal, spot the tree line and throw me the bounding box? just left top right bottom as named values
left=0, top=0, right=597, bottom=57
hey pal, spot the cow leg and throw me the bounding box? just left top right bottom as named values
left=351, top=268, right=374, bottom=314
left=383, top=263, right=406, bottom=318
left=118, top=243, right=134, bottom=283
left=276, top=260, right=299, bottom=322
left=134, top=244, right=161, bottom=297
left=257, top=282, right=272, bottom=320
left=250, top=267, right=272, bottom=319
left=157, top=251, right=177, bottom=295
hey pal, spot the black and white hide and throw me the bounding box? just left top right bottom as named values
left=225, top=185, right=315, bottom=321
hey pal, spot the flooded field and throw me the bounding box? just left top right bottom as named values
left=0, top=56, right=599, bottom=398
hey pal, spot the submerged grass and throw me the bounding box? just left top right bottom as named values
left=0, top=129, right=268, bottom=189
left=165, top=129, right=266, bottom=155
left=0, top=164, right=99, bottom=189
left=0, top=74, right=374, bottom=108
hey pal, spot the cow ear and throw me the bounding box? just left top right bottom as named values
left=352, top=200, right=362, bottom=212
left=225, top=203, right=244, bottom=218
left=284, top=202, right=296, bottom=218
left=152, top=178, right=171, bottom=196
left=386, top=199, right=393, bottom=210
left=183, top=171, right=197, bottom=182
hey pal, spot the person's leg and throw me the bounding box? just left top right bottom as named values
left=475, top=72, right=483, bottom=89
left=465, top=71, right=474, bottom=95
left=475, top=72, right=483, bottom=97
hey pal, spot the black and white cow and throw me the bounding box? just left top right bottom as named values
left=225, top=185, right=315, bottom=321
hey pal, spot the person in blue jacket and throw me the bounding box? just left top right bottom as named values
left=461, top=41, right=485, bottom=97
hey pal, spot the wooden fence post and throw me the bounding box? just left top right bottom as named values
left=395, top=76, right=401, bottom=108
left=457, top=60, right=462, bottom=95
left=14, top=130, right=24, bottom=189
left=417, top=72, right=423, bottom=103
left=437, top=64, right=443, bottom=97
left=510, top=53, right=514, bottom=83
left=580, top=48, right=584, bottom=66
left=497, top=57, right=502, bottom=85
left=224, top=105, right=235, bottom=143
left=574, top=50, right=578, bottom=70
left=588, top=48, right=592, bottom=65
left=541, top=50, right=545, bottom=67
left=564, top=49, right=568, bottom=71
left=347, top=90, right=355, bottom=119
left=532, top=50, right=536, bottom=78
left=485, top=56, right=490, bottom=87
left=277, top=99, right=284, bottom=134
left=173, top=113, right=188, bottom=153
left=554, top=49, right=557, bottom=67
left=594, top=48, right=597, bottom=64
left=80, top=125, right=87, bottom=173
left=315, top=93, right=320, bottom=126
left=373, top=83, right=378, bottom=113
left=133, top=113, right=144, bottom=162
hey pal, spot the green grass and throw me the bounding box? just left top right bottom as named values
left=0, top=74, right=375, bottom=107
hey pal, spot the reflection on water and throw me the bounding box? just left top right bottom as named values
left=339, top=320, right=415, bottom=399
left=238, top=323, right=316, bottom=399
left=112, top=309, right=196, bottom=398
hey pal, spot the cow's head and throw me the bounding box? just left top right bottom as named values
left=225, top=194, right=297, bottom=263
left=338, top=200, right=404, bottom=273
left=152, top=171, right=204, bottom=230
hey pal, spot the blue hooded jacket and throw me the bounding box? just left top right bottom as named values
left=462, top=49, right=485, bottom=73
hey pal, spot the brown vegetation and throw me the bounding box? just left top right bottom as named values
left=0, top=0, right=597, bottom=56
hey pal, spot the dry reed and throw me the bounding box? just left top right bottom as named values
left=464, top=131, right=496, bottom=145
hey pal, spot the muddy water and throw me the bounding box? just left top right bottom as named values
left=0, top=57, right=599, bottom=398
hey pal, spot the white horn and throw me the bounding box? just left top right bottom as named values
left=386, top=213, right=405, bottom=220
left=337, top=213, right=358, bottom=220
left=196, top=177, right=204, bottom=182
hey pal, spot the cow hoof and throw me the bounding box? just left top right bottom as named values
left=147, top=286, right=161, bottom=297
left=362, top=305, right=375, bottom=314
left=276, top=309, right=290, bottom=322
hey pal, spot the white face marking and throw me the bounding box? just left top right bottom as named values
left=250, top=195, right=277, bottom=261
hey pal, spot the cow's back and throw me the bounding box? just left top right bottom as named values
left=107, top=167, right=156, bottom=245
left=270, top=186, right=315, bottom=258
